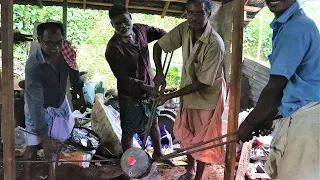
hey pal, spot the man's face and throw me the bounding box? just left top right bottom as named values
left=265, top=0, right=295, bottom=16
left=39, top=27, right=63, bottom=57
left=111, top=13, right=133, bottom=36
left=187, top=3, right=210, bottom=31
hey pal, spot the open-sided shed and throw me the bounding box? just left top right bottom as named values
left=1, top=0, right=258, bottom=179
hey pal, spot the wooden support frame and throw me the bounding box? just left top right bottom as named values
left=42, top=0, right=184, bottom=13
left=83, top=0, right=86, bottom=9
left=161, top=1, right=171, bottom=18
left=224, top=0, right=245, bottom=179
left=1, top=0, right=16, bottom=180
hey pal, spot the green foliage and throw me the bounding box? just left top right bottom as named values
left=243, top=0, right=320, bottom=66
left=10, top=1, right=320, bottom=88
left=243, top=8, right=274, bottom=64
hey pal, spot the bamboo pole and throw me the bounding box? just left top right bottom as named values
left=1, top=0, right=16, bottom=179
left=224, top=0, right=245, bottom=179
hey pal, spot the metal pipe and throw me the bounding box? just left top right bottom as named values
left=16, top=159, right=119, bottom=164
left=157, top=139, right=238, bottom=161
left=176, top=130, right=237, bottom=153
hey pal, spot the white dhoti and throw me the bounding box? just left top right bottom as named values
left=265, top=102, right=320, bottom=179
left=25, top=97, right=75, bottom=146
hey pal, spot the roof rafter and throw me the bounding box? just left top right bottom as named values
left=161, top=1, right=170, bottom=18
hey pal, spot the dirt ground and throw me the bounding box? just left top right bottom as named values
left=0, top=160, right=224, bottom=180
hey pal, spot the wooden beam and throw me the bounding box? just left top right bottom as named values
left=161, top=1, right=170, bottom=18
left=224, top=0, right=245, bottom=179
left=63, top=0, right=68, bottom=38
left=37, top=0, right=44, bottom=7
left=245, top=18, right=253, bottom=22
left=164, top=0, right=186, bottom=3
left=129, top=5, right=183, bottom=13
left=83, top=0, right=86, bottom=9
left=1, top=0, right=16, bottom=180
left=125, top=0, right=129, bottom=8
left=42, top=0, right=183, bottom=13
left=244, top=5, right=261, bottom=13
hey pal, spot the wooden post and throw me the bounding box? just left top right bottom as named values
left=63, top=0, right=68, bottom=38
left=224, top=0, right=245, bottom=179
left=83, top=0, right=86, bottom=9
left=125, top=0, right=129, bottom=8
left=1, top=0, right=16, bottom=179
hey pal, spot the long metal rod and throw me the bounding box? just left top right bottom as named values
left=141, top=51, right=173, bottom=149
left=176, top=130, right=237, bottom=153
left=16, top=159, right=119, bottom=164
left=158, top=139, right=238, bottom=161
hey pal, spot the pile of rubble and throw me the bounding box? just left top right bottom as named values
left=236, top=135, right=273, bottom=180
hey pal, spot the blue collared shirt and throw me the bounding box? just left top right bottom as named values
left=268, top=2, right=320, bottom=117
left=25, top=47, right=83, bottom=135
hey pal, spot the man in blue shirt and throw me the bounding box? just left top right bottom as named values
left=23, top=21, right=85, bottom=180
left=238, top=0, right=320, bottom=179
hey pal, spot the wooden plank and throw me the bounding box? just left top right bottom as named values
left=63, top=0, right=68, bottom=38
left=244, top=5, right=261, bottom=12
left=125, top=0, right=129, bottom=8
left=1, top=0, right=16, bottom=179
left=245, top=18, right=253, bottom=22
left=164, top=0, right=186, bottom=3
left=161, top=1, right=170, bottom=18
left=235, top=141, right=252, bottom=180
left=128, top=5, right=183, bottom=13
left=224, top=0, right=245, bottom=179
left=83, top=0, right=86, bottom=9
left=37, top=0, right=43, bottom=7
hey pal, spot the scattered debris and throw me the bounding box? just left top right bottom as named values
left=236, top=136, right=272, bottom=180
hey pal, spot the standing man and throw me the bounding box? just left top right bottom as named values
left=238, top=0, right=320, bottom=179
left=23, top=21, right=85, bottom=180
left=105, top=4, right=173, bottom=164
left=153, top=0, right=226, bottom=179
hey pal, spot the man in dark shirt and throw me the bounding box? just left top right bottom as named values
left=23, top=21, right=84, bottom=180
left=105, top=4, right=172, bottom=164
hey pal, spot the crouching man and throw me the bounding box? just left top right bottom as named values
left=23, top=21, right=85, bottom=180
